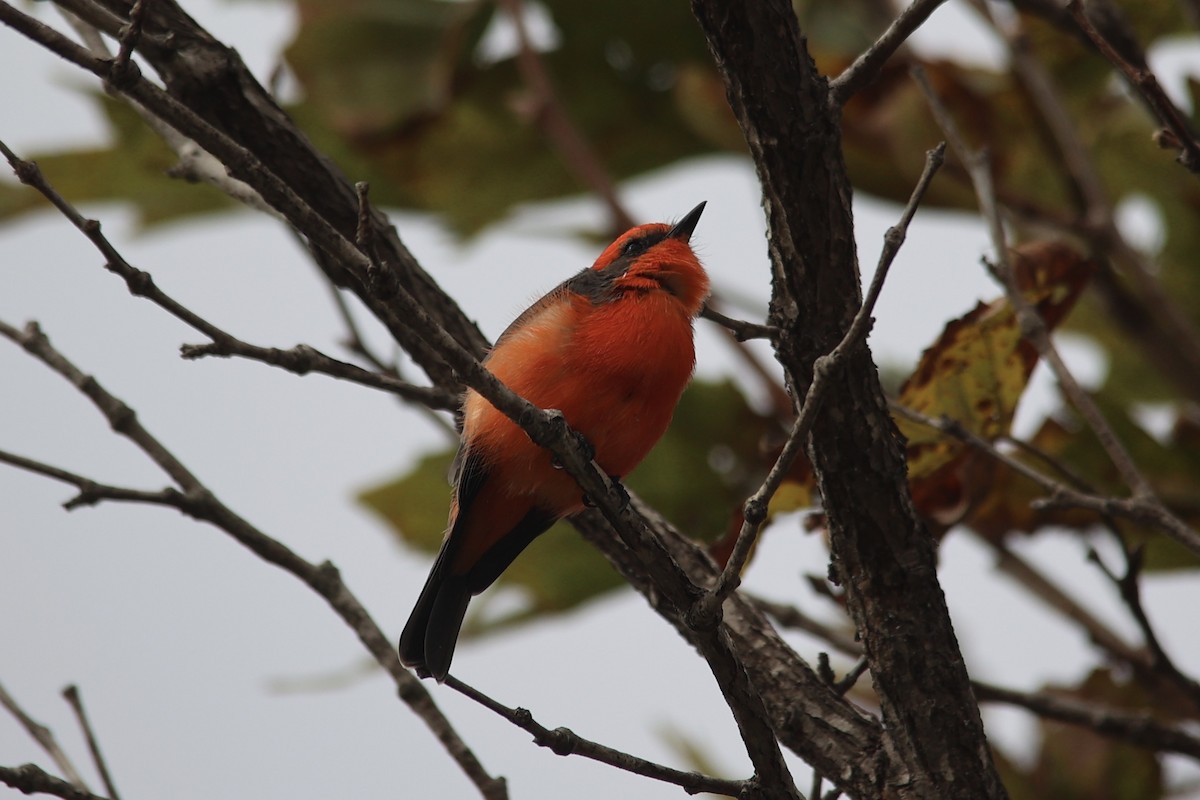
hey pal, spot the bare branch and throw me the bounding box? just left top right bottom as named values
left=1087, top=546, right=1200, bottom=713
left=445, top=677, right=746, bottom=798
left=0, top=764, right=109, bottom=800
left=494, top=0, right=634, bottom=232
left=1065, top=0, right=1200, bottom=173
left=700, top=304, right=779, bottom=341
left=911, top=65, right=1200, bottom=559
left=829, top=0, right=950, bottom=106
left=970, top=0, right=1200, bottom=404
left=0, top=0, right=472, bottom=386
left=0, top=321, right=507, bottom=800
left=0, top=138, right=455, bottom=412
left=974, top=681, right=1200, bottom=760
left=107, top=0, right=146, bottom=85
left=0, top=447, right=180, bottom=510
left=749, top=595, right=864, bottom=658
left=179, top=341, right=458, bottom=410
left=55, top=5, right=276, bottom=215
left=61, top=687, right=121, bottom=800
left=0, top=682, right=88, bottom=791
left=700, top=142, right=946, bottom=610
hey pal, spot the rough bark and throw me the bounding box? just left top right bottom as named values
left=20, top=1, right=1008, bottom=795
left=687, top=1, right=1009, bottom=797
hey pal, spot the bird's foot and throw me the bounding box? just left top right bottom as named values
left=550, top=419, right=596, bottom=469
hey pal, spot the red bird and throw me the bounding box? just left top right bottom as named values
left=399, top=203, right=710, bottom=681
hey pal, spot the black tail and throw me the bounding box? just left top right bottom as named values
left=398, top=545, right=472, bottom=682
left=399, top=505, right=559, bottom=681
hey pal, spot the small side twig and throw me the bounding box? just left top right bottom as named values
left=0, top=320, right=507, bottom=800
left=0, top=139, right=455, bottom=412
left=1065, top=0, right=1200, bottom=173
left=829, top=0, right=951, bottom=106
left=832, top=657, right=871, bottom=696
left=0, top=681, right=88, bottom=791
left=748, top=594, right=864, bottom=657
left=973, top=680, right=1200, bottom=759
left=699, top=304, right=779, bottom=341
left=494, top=0, right=634, bottom=231
left=0, top=764, right=109, bottom=800
left=695, top=141, right=946, bottom=617
left=444, top=676, right=745, bottom=798
left=180, top=341, right=458, bottom=410
left=106, top=0, right=146, bottom=88
left=61, top=687, right=120, bottom=800
left=1087, top=546, right=1200, bottom=713
left=891, top=402, right=1200, bottom=555
left=911, top=65, right=1200, bottom=559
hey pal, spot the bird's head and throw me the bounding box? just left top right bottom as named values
left=589, top=202, right=710, bottom=315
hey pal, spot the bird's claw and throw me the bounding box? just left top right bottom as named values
left=551, top=425, right=596, bottom=469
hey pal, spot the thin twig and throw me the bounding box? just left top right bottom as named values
left=697, top=142, right=946, bottom=614
left=1065, top=0, right=1200, bottom=173
left=911, top=66, right=1200, bottom=559
left=0, top=320, right=507, bottom=800
left=0, top=682, right=88, bottom=791
left=444, top=677, right=745, bottom=798
left=748, top=595, right=864, bottom=657
left=0, top=447, right=181, bottom=510
left=494, top=0, right=634, bottom=231
left=0, top=764, right=109, bottom=800
left=179, top=341, right=458, bottom=410
left=699, top=304, right=779, bottom=341
left=892, top=402, right=1200, bottom=548
left=59, top=4, right=274, bottom=214
left=832, top=658, right=871, bottom=696
left=973, top=0, right=1200, bottom=403
left=1087, top=547, right=1200, bottom=713
left=107, top=0, right=146, bottom=86
left=973, top=680, right=1200, bottom=759
left=61, top=687, right=120, bottom=800
left=0, top=139, right=455, bottom=411
left=829, top=0, right=951, bottom=106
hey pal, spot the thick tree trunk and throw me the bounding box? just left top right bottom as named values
left=688, top=1, right=1009, bottom=797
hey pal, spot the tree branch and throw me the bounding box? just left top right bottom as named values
left=61, top=687, right=121, bottom=800
left=829, top=0, right=950, bottom=106
left=445, top=677, right=746, bottom=798
left=1065, top=0, right=1200, bottom=173
left=974, top=681, right=1200, bottom=760
left=0, top=139, right=457, bottom=412
left=912, top=65, right=1200, bottom=559
left=0, top=682, right=88, bottom=792
left=701, top=141, right=945, bottom=611
left=494, top=0, right=634, bottom=232
left=0, top=320, right=507, bottom=800
left=687, top=2, right=1006, bottom=795
left=0, top=764, right=109, bottom=800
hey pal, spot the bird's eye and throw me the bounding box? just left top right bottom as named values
left=621, top=236, right=648, bottom=257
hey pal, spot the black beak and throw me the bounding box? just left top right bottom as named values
left=667, top=201, right=706, bottom=242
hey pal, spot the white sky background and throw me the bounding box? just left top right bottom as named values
left=1, top=1, right=1198, bottom=798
